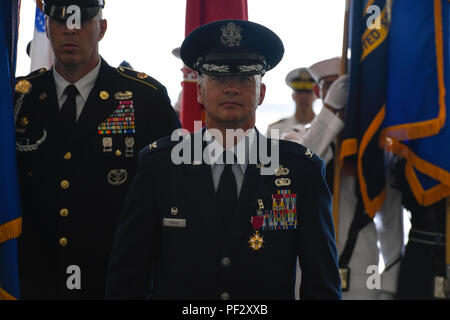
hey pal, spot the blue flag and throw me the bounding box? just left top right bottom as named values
left=0, top=0, right=21, bottom=300
left=382, top=0, right=450, bottom=206
left=341, top=0, right=391, bottom=217
left=342, top=0, right=449, bottom=215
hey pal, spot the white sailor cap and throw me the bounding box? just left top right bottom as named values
left=308, top=57, right=341, bottom=83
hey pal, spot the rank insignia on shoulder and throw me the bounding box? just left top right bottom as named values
left=305, top=148, right=313, bottom=158
left=149, top=141, right=157, bottom=150
left=117, top=67, right=157, bottom=90
left=15, top=80, right=32, bottom=94
left=137, top=72, right=149, bottom=79
left=114, top=91, right=133, bottom=100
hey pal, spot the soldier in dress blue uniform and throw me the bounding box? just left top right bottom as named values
left=14, top=0, right=180, bottom=299
left=105, top=19, right=341, bottom=300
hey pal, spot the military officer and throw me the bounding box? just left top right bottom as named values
left=283, top=58, right=341, bottom=195
left=282, top=58, right=344, bottom=299
left=105, top=19, right=341, bottom=300
left=14, top=0, right=180, bottom=299
left=266, top=67, right=316, bottom=139
left=309, top=57, right=340, bottom=103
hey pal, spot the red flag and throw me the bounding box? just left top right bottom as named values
left=180, top=0, right=248, bottom=132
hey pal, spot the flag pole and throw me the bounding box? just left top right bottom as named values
left=332, top=0, right=351, bottom=241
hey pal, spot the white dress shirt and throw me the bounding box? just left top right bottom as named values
left=53, top=59, right=101, bottom=121
left=204, top=128, right=256, bottom=197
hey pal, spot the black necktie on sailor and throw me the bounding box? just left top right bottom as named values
left=60, top=84, right=78, bottom=139
left=216, top=152, right=238, bottom=230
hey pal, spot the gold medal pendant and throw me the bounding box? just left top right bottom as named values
left=248, top=230, right=264, bottom=251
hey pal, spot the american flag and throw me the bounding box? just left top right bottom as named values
left=30, top=3, right=53, bottom=71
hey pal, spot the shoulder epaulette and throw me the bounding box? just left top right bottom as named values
left=141, top=135, right=179, bottom=158
left=117, top=66, right=160, bottom=91
left=278, top=139, right=322, bottom=165
left=15, top=68, right=47, bottom=94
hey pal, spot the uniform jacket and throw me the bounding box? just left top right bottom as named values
left=14, top=58, right=180, bottom=299
left=106, top=129, right=341, bottom=300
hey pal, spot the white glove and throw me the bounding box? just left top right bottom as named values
left=281, top=124, right=307, bottom=144
left=324, top=74, right=348, bottom=110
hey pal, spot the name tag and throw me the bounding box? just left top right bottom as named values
left=163, top=218, right=186, bottom=228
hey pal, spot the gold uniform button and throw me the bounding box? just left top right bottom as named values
left=115, top=150, right=122, bottom=156
left=59, top=237, right=68, bottom=247
left=60, top=208, right=69, bottom=217
left=64, top=152, right=72, bottom=160
left=60, top=180, right=70, bottom=189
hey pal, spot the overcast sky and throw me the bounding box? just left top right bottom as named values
left=16, top=0, right=345, bottom=133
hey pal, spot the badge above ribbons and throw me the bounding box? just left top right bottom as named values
left=98, top=92, right=135, bottom=135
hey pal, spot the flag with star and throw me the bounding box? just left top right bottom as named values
left=30, top=0, right=54, bottom=72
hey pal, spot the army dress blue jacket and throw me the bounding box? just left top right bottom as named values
left=14, top=58, right=180, bottom=299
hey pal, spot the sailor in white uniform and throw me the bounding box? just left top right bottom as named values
left=283, top=57, right=403, bottom=299
left=266, top=68, right=316, bottom=138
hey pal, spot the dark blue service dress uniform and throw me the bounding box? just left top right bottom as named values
left=106, top=130, right=342, bottom=300
left=14, top=59, right=180, bottom=299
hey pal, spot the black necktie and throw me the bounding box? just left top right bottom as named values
left=216, top=153, right=238, bottom=229
left=60, top=84, right=78, bottom=139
